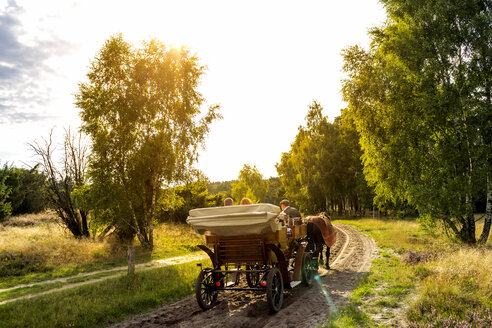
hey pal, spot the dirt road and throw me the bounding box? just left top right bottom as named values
left=110, top=223, right=378, bottom=328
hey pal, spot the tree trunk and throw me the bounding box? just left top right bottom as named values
left=460, top=214, right=476, bottom=244
left=478, top=46, right=490, bottom=244
left=478, top=169, right=491, bottom=244
left=147, top=177, right=159, bottom=250
left=80, top=210, right=90, bottom=237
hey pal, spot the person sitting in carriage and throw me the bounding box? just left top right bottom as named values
left=279, top=199, right=302, bottom=227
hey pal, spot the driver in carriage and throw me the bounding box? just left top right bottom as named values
left=279, top=199, right=300, bottom=219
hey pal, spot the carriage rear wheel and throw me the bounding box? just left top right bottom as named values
left=195, top=269, right=218, bottom=310
left=266, top=267, right=284, bottom=313
left=301, top=251, right=318, bottom=287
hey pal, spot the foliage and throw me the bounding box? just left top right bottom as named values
left=12, top=166, right=47, bottom=215
left=206, top=192, right=226, bottom=207
left=0, top=167, right=12, bottom=219
left=276, top=101, right=373, bottom=214
left=0, top=164, right=47, bottom=220
left=263, top=177, right=286, bottom=206
left=341, top=0, right=491, bottom=243
left=209, top=177, right=284, bottom=206
left=156, top=180, right=212, bottom=223
left=75, top=34, right=221, bottom=248
left=231, top=164, right=268, bottom=203
left=207, top=180, right=235, bottom=196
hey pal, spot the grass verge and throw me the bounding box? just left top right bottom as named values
left=325, top=218, right=492, bottom=328
left=0, top=259, right=210, bottom=328
left=0, top=270, right=128, bottom=302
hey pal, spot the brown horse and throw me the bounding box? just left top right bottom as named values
left=305, top=212, right=336, bottom=269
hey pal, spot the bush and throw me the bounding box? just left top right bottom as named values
left=402, top=250, right=434, bottom=265
left=0, top=164, right=48, bottom=221
left=407, top=308, right=492, bottom=328
left=0, top=251, right=51, bottom=277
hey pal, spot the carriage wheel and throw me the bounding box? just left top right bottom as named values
left=246, top=265, right=260, bottom=287
left=301, top=251, right=318, bottom=287
left=266, top=267, right=284, bottom=313
left=195, top=269, right=218, bottom=310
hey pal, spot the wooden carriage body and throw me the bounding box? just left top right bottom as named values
left=187, top=204, right=316, bottom=313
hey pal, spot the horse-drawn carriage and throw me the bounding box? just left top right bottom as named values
left=186, top=203, right=318, bottom=313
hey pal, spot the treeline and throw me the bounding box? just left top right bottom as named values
left=276, top=102, right=374, bottom=215
left=0, top=164, right=47, bottom=219
left=156, top=174, right=285, bottom=224
left=273, top=0, right=491, bottom=245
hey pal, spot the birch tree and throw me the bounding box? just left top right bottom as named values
left=75, top=35, right=220, bottom=248
left=342, top=0, right=491, bottom=243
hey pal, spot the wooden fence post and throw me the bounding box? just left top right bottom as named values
left=127, top=245, right=135, bottom=276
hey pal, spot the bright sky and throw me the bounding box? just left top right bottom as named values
left=0, top=0, right=386, bottom=181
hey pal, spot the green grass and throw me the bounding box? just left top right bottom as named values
left=150, top=222, right=205, bottom=260
left=66, top=269, right=126, bottom=283
left=325, top=217, right=492, bottom=328
left=0, top=260, right=210, bottom=328
left=325, top=304, right=375, bottom=328
left=0, top=269, right=130, bottom=302
left=0, top=261, right=122, bottom=289
left=0, top=281, right=65, bottom=302
left=0, top=214, right=205, bottom=288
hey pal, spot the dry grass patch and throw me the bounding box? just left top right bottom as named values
left=330, top=217, right=492, bottom=327
left=151, top=222, right=205, bottom=260
left=336, top=218, right=441, bottom=254
left=0, top=213, right=112, bottom=268
left=407, top=246, right=492, bottom=326
left=0, top=213, right=205, bottom=287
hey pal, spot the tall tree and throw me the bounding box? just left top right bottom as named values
left=75, top=35, right=220, bottom=248
left=342, top=0, right=491, bottom=243
left=231, top=164, right=268, bottom=203
left=264, top=177, right=286, bottom=206
left=277, top=101, right=373, bottom=214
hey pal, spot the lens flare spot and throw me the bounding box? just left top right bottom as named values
left=314, top=275, right=338, bottom=313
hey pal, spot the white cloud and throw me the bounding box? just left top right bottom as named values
left=0, top=0, right=73, bottom=124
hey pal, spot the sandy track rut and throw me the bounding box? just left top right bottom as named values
left=110, top=224, right=378, bottom=328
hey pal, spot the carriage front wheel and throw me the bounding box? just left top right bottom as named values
left=266, top=267, right=284, bottom=313
left=301, top=251, right=318, bottom=287
left=195, top=269, right=218, bottom=310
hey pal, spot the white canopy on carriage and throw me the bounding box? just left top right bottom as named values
left=186, top=203, right=283, bottom=236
